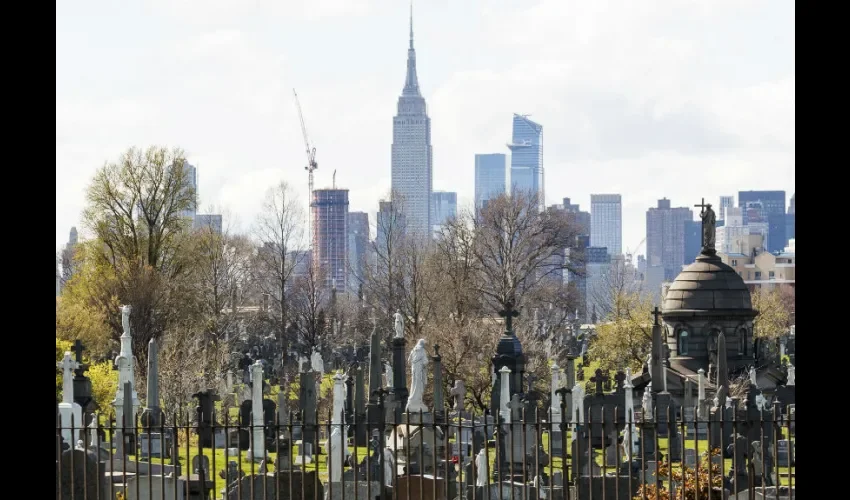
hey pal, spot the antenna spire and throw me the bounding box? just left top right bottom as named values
left=409, top=1, right=414, bottom=50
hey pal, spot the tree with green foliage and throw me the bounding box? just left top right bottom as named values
left=589, top=290, right=654, bottom=373
left=751, top=285, right=794, bottom=339
left=75, top=145, right=197, bottom=374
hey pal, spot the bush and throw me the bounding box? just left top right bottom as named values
left=634, top=448, right=725, bottom=500
left=88, top=361, right=118, bottom=421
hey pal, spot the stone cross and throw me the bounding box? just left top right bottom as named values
left=72, top=340, right=87, bottom=377
left=508, top=394, right=524, bottom=421
left=590, top=369, right=605, bottom=395
left=651, top=306, right=662, bottom=326
left=694, top=198, right=709, bottom=245
left=58, top=352, right=80, bottom=404
left=498, top=300, right=520, bottom=335
left=614, top=371, right=626, bottom=391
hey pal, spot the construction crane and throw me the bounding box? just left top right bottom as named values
left=293, top=88, right=317, bottom=218
left=625, top=236, right=646, bottom=265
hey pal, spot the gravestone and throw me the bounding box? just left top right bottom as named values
left=138, top=432, right=164, bottom=459
left=395, top=475, right=446, bottom=500
left=777, top=440, right=794, bottom=467
left=192, top=389, right=219, bottom=448
left=57, top=448, right=104, bottom=500
left=684, top=448, right=697, bottom=468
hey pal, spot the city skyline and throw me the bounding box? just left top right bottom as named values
left=56, top=1, right=795, bottom=253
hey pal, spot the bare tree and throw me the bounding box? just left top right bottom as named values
left=362, top=195, right=407, bottom=335
left=81, top=146, right=196, bottom=373
left=252, top=181, right=308, bottom=351
left=471, top=191, right=581, bottom=314
left=396, top=235, right=437, bottom=339
left=433, top=213, right=482, bottom=329
left=290, top=259, right=330, bottom=351
left=188, top=209, right=252, bottom=385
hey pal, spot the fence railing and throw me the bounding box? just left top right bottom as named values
left=56, top=402, right=796, bottom=500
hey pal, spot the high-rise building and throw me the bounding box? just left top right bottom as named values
left=562, top=197, right=591, bottom=237
left=786, top=193, right=795, bottom=243
left=719, top=196, right=734, bottom=221
left=181, top=161, right=197, bottom=221
left=507, top=114, right=544, bottom=210
left=590, top=194, right=622, bottom=256
left=59, top=226, right=78, bottom=293
left=585, top=246, right=611, bottom=322
left=312, top=189, right=349, bottom=292
left=391, top=11, right=433, bottom=239
left=474, top=153, right=506, bottom=213
left=565, top=235, right=590, bottom=321
left=431, top=191, right=457, bottom=233
left=193, top=214, right=223, bottom=234
left=683, top=220, right=701, bottom=265
left=646, top=198, right=694, bottom=280
left=347, top=212, right=369, bottom=293
left=738, top=191, right=786, bottom=252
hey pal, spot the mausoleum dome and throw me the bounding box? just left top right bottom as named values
left=662, top=253, right=754, bottom=315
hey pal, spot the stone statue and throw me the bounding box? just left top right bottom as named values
left=311, top=347, right=324, bottom=377
left=450, top=380, right=466, bottom=412
left=476, top=447, right=488, bottom=487
left=695, top=200, right=716, bottom=251
left=642, top=389, right=652, bottom=417
left=121, top=305, right=132, bottom=336
left=384, top=362, right=393, bottom=388
left=393, top=310, right=404, bottom=339
left=298, top=355, right=309, bottom=373
left=749, top=366, right=758, bottom=388
left=406, top=339, right=429, bottom=412
left=786, top=364, right=795, bottom=385
left=383, top=448, right=395, bottom=486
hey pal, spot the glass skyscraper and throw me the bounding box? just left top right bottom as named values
left=507, top=114, right=544, bottom=209
left=390, top=11, right=433, bottom=239
left=590, top=194, right=623, bottom=257
left=474, top=153, right=506, bottom=212
left=738, top=190, right=786, bottom=252
left=431, top=191, right=457, bottom=232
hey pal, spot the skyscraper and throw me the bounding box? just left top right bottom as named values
left=391, top=10, right=433, bottom=238
left=312, top=189, right=349, bottom=292
left=738, top=191, right=786, bottom=252
left=474, top=153, right=506, bottom=212
left=181, top=161, right=197, bottom=221
left=590, top=194, right=622, bottom=256
left=719, top=196, right=734, bottom=221
left=431, top=191, right=457, bottom=233
left=507, top=114, right=544, bottom=209
left=786, top=193, right=795, bottom=243
left=348, top=211, right=369, bottom=293
left=562, top=197, right=591, bottom=237
left=646, top=198, right=694, bottom=280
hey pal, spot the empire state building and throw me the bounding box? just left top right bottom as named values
left=391, top=9, right=433, bottom=238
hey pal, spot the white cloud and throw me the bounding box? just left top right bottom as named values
left=57, top=0, right=794, bottom=257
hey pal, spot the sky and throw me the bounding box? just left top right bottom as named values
left=56, top=0, right=795, bottom=256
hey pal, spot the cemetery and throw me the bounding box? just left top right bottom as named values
left=56, top=201, right=796, bottom=499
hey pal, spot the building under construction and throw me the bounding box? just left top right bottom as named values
left=312, top=188, right=349, bottom=293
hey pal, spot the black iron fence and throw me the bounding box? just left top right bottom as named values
left=56, top=402, right=796, bottom=500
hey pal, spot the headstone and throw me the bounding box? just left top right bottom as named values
left=395, top=475, right=446, bottom=500
left=684, top=448, right=697, bottom=468
left=192, top=389, right=219, bottom=448
left=246, top=361, right=266, bottom=461
left=112, top=305, right=140, bottom=440
left=138, top=432, right=163, bottom=459
left=57, top=448, right=104, bottom=500
left=57, top=352, right=83, bottom=445
left=777, top=439, right=794, bottom=467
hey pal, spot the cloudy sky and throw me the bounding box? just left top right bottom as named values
left=56, top=0, right=795, bottom=255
